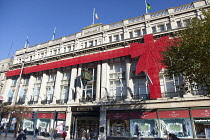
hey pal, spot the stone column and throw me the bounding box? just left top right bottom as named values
left=75, top=64, right=82, bottom=103
left=67, top=65, right=77, bottom=104
left=52, top=69, right=62, bottom=104
left=98, top=105, right=106, bottom=140
left=95, top=61, right=101, bottom=102
left=38, top=72, right=48, bottom=104
left=101, top=60, right=109, bottom=100
left=25, top=74, right=35, bottom=105
left=65, top=107, right=72, bottom=139
left=125, top=57, right=132, bottom=100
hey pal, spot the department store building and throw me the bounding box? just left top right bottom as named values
left=2, top=0, right=210, bottom=139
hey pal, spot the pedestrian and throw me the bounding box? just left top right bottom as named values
left=0, top=125, right=4, bottom=135
left=16, top=130, right=27, bottom=140
left=34, top=128, right=39, bottom=138
left=62, top=131, right=67, bottom=140
left=24, top=128, right=28, bottom=135
left=81, top=129, right=87, bottom=140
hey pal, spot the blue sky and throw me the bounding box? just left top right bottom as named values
left=0, top=0, right=196, bottom=60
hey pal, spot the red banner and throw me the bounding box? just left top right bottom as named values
left=159, top=110, right=190, bottom=118
left=191, top=109, right=210, bottom=117
left=130, top=111, right=157, bottom=119
left=107, top=112, right=129, bottom=119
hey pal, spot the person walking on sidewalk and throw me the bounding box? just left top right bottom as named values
left=62, top=131, right=67, bottom=140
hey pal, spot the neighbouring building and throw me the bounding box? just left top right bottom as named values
left=1, top=0, right=210, bottom=139
left=0, top=58, right=13, bottom=102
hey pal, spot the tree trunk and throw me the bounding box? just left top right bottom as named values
left=14, top=121, right=19, bottom=138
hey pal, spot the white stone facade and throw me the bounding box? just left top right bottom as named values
left=1, top=1, right=210, bottom=140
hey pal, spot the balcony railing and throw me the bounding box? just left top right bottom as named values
left=79, top=97, right=94, bottom=103
left=161, top=91, right=185, bottom=98
left=56, top=99, right=68, bottom=105
left=41, top=100, right=52, bottom=104
left=132, top=94, right=150, bottom=100
left=107, top=95, right=126, bottom=102
left=28, top=100, right=38, bottom=105
left=16, top=100, right=25, bottom=105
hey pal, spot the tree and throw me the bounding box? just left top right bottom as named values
left=162, top=9, right=210, bottom=94
left=1, top=105, right=32, bottom=138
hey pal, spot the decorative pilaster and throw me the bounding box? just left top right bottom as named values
left=125, top=57, right=132, bottom=100
left=52, top=69, right=62, bottom=104
left=25, top=74, right=35, bottom=105
left=38, top=72, right=48, bottom=104
left=67, top=65, right=77, bottom=104
left=95, top=61, right=101, bottom=102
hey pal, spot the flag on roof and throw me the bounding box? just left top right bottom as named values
left=94, top=9, right=98, bottom=19
left=146, top=3, right=152, bottom=10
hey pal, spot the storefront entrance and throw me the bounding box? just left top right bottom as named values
left=71, top=106, right=100, bottom=140
left=74, top=116, right=99, bottom=140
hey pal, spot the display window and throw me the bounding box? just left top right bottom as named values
left=37, top=119, right=51, bottom=132
left=159, top=118, right=193, bottom=138
left=23, top=119, right=34, bottom=131
left=107, top=119, right=129, bottom=137
left=130, top=119, right=158, bottom=137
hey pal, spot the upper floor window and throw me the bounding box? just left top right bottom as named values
left=142, top=29, right=146, bottom=35
left=177, top=21, right=182, bottom=28
left=158, top=24, right=165, bottom=32
left=120, top=34, right=124, bottom=40
left=166, top=23, right=171, bottom=30
left=134, top=30, right=141, bottom=37
left=129, top=32, right=133, bottom=38
left=114, top=35, right=119, bottom=41
left=89, top=41, right=93, bottom=47
left=109, top=36, right=112, bottom=43
left=183, top=19, right=190, bottom=27
left=152, top=26, right=157, bottom=33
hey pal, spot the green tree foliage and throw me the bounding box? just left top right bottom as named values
left=162, top=9, right=210, bottom=94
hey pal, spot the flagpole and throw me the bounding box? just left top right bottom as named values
left=145, top=0, right=148, bottom=14
left=7, top=42, right=13, bottom=58
left=92, top=8, right=95, bottom=25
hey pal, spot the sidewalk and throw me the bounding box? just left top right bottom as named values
left=0, top=133, right=64, bottom=140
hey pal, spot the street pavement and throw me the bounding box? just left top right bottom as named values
left=0, top=133, right=64, bottom=140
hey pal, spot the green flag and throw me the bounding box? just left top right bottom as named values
left=146, top=3, right=152, bottom=10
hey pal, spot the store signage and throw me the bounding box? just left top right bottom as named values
left=52, top=113, right=66, bottom=119
left=192, top=109, right=210, bottom=117
left=38, top=113, right=52, bottom=119
left=107, top=112, right=129, bottom=119
left=77, top=107, right=93, bottom=111
left=159, top=110, right=190, bottom=118
left=129, top=111, right=157, bottom=119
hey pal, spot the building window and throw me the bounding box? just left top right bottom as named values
left=109, top=36, right=112, bottom=43
left=134, top=30, right=141, bottom=37
left=120, top=34, right=124, bottom=40
left=183, top=19, right=190, bottom=27
left=166, top=23, right=171, bottom=30
left=158, top=24, right=165, bottom=32
left=176, top=21, right=182, bottom=28
left=95, top=40, right=97, bottom=46
left=142, top=29, right=147, bottom=35
left=114, top=35, right=119, bottom=41
left=129, top=32, right=133, bottom=38
left=152, top=26, right=157, bottom=33
left=85, top=42, right=87, bottom=48
left=89, top=41, right=93, bottom=47
left=109, top=58, right=126, bottom=101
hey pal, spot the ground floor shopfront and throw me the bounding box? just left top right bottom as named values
left=2, top=106, right=210, bottom=139
left=105, top=107, right=210, bottom=139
